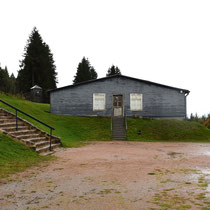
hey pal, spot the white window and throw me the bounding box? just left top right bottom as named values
left=93, top=93, right=106, bottom=111
left=130, top=93, right=143, bottom=111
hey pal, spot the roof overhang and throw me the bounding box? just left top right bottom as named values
left=48, top=74, right=190, bottom=94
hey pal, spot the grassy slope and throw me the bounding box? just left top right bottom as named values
left=0, top=93, right=110, bottom=147
left=127, top=118, right=210, bottom=142
left=0, top=131, right=52, bottom=178
left=0, top=93, right=210, bottom=146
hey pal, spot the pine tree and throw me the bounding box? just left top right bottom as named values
left=190, top=113, right=194, bottom=121
left=73, top=57, right=97, bottom=84
left=0, top=66, right=10, bottom=93
left=90, top=67, right=98, bottom=80
left=17, top=27, right=57, bottom=94
left=9, top=73, right=16, bottom=94
left=106, top=65, right=121, bottom=77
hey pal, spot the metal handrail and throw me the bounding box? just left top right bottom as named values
left=0, top=99, right=55, bottom=151
left=124, top=112, right=127, bottom=130
left=124, top=111, right=127, bottom=140
left=111, top=108, right=114, bottom=138
left=110, top=117, right=112, bottom=138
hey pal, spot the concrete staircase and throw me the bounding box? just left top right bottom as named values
left=112, top=117, right=127, bottom=140
left=0, top=108, right=61, bottom=155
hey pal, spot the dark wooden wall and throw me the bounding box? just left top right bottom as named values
left=50, top=77, right=187, bottom=119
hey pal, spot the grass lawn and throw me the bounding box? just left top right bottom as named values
left=0, top=93, right=111, bottom=147
left=127, top=118, right=210, bottom=142
left=0, top=131, right=53, bottom=178
left=0, top=93, right=210, bottom=148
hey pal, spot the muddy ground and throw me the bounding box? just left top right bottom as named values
left=1, top=141, right=210, bottom=210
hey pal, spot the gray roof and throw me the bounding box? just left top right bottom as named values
left=49, top=74, right=190, bottom=94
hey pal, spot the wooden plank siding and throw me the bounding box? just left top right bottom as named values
left=50, top=76, right=188, bottom=119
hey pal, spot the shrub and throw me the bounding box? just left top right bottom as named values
left=203, top=118, right=210, bottom=129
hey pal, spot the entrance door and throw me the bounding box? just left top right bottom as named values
left=113, top=95, right=123, bottom=117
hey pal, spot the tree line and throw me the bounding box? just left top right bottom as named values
left=187, top=113, right=210, bottom=129
left=73, top=57, right=121, bottom=84
left=0, top=27, right=121, bottom=98
left=0, top=66, right=16, bottom=94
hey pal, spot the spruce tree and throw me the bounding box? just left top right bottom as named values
left=90, top=66, right=98, bottom=80
left=17, top=27, right=57, bottom=94
left=106, top=65, right=121, bottom=76
left=0, top=66, right=10, bottom=93
left=73, top=57, right=97, bottom=84
left=9, top=73, right=16, bottom=94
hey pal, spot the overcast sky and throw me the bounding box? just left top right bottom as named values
left=0, top=0, right=209, bottom=116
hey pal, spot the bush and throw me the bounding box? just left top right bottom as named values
left=203, top=119, right=210, bottom=129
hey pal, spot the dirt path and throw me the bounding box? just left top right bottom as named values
left=1, top=141, right=210, bottom=210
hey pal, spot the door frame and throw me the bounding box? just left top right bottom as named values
left=112, top=94, right=124, bottom=117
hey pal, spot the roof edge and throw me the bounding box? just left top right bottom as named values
left=48, top=74, right=190, bottom=94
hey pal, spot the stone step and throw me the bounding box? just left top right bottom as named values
left=112, top=116, right=126, bottom=140
left=0, top=119, right=16, bottom=123
left=0, top=113, right=8, bottom=116
left=113, top=127, right=126, bottom=130
left=40, top=151, right=57, bottom=156
left=113, top=130, right=125, bottom=133
left=113, top=126, right=125, bottom=129
left=113, top=135, right=126, bottom=137
left=113, top=121, right=124, bottom=123
left=9, top=129, right=37, bottom=136
left=2, top=126, right=29, bottom=132
left=36, top=143, right=60, bottom=154
left=113, top=126, right=125, bottom=130
left=0, top=122, right=25, bottom=128
left=113, top=134, right=126, bottom=137
left=113, top=121, right=124, bottom=124
left=113, top=117, right=124, bottom=120
left=16, top=133, right=40, bottom=139
left=113, top=135, right=126, bottom=138
left=34, top=141, right=51, bottom=148
left=29, top=137, right=58, bottom=145
left=25, top=137, right=47, bottom=143
left=0, top=108, right=61, bottom=154
left=112, top=136, right=126, bottom=139
left=113, top=132, right=126, bottom=136
left=0, top=115, right=13, bottom=119
left=112, top=133, right=126, bottom=137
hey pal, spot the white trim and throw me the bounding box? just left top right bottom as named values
left=93, top=93, right=106, bottom=111
left=130, top=93, right=143, bottom=111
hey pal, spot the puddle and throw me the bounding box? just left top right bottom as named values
left=200, top=168, right=210, bottom=176
left=187, top=168, right=210, bottom=182
left=193, top=168, right=210, bottom=196
left=189, top=174, right=201, bottom=182
left=201, top=169, right=210, bottom=196
left=202, top=151, right=210, bottom=156
left=206, top=185, right=210, bottom=192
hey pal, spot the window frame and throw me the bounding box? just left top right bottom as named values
left=130, top=93, right=143, bottom=111
left=93, top=93, right=106, bottom=111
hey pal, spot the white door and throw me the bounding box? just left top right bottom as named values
left=113, top=95, right=123, bottom=117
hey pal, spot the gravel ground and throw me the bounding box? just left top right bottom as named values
left=1, top=141, right=210, bottom=210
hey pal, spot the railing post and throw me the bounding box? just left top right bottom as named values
left=110, top=116, right=112, bottom=138
left=111, top=108, right=114, bottom=138
left=50, top=128, right=52, bottom=151
left=16, top=110, right=18, bottom=131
